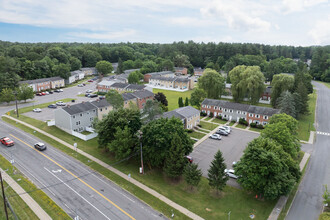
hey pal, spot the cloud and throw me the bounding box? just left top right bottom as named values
left=68, top=29, right=137, bottom=40
left=281, top=0, right=328, bottom=13
left=201, top=0, right=271, bottom=32
left=308, top=16, right=330, bottom=45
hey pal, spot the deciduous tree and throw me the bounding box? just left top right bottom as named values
left=190, top=88, right=206, bottom=108
left=198, top=68, right=225, bottom=99
left=95, top=61, right=113, bottom=76
left=0, top=88, right=15, bottom=104
left=105, top=90, right=124, bottom=110
left=270, top=74, right=294, bottom=107
left=18, top=84, right=34, bottom=102
left=142, top=99, right=163, bottom=123
left=108, top=126, right=137, bottom=160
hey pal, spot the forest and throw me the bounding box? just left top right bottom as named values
left=0, top=40, right=329, bottom=92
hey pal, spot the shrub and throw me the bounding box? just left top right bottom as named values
left=209, top=112, right=214, bottom=118
left=239, top=118, right=248, bottom=126
left=186, top=129, right=194, bottom=133
left=200, top=112, right=207, bottom=116
left=231, top=120, right=236, bottom=123
left=257, top=124, right=264, bottom=129
left=217, top=115, right=222, bottom=120
left=197, top=124, right=202, bottom=128
left=97, top=91, right=107, bottom=95
left=250, top=123, right=257, bottom=128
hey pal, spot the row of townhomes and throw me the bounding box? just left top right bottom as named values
left=20, top=77, right=65, bottom=92
left=144, top=71, right=174, bottom=82
left=19, top=68, right=98, bottom=91
left=148, top=76, right=194, bottom=91
left=54, top=90, right=154, bottom=135
left=97, top=82, right=146, bottom=93
left=162, top=106, right=200, bottom=129
left=201, top=99, right=280, bottom=125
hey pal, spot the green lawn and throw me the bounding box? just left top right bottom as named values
left=249, top=127, right=262, bottom=132
left=212, top=118, right=228, bottom=124
left=235, top=124, right=248, bottom=129
left=199, top=121, right=219, bottom=130
left=152, top=88, right=195, bottom=111
left=297, top=89, right=317, bottom=141
left=0, top=153, right=70, bottom=220
left=220, top=97, right=272, bottom=108
left=3, top=115, right=278, bottom=220
left=187, top=131, right=207, bottom=139
left=319, top=212, right=330, bottom=220
left=228, top=121, right=235, bottom=126
left=204, top=117, right=213, bottom=121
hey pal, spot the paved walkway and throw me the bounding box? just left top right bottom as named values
left=0, top=168, right=52, bottom=220
left=267, top=152, right=310, bottom=220
left=3, top=115, right=204, bottom=220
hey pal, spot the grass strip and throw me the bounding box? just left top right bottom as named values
left=2, top=116, right=190, bottom=220
left=199, top=121, right=219, bottom=130
left=188, top=131, right=207, bottom=139
left=0, top=153, right=70, bottom=219
left=248, top=127, right=262, bottom=132
left=211, top=118, right=228, bottom=124
left=235, top=124, right=248, bottom=129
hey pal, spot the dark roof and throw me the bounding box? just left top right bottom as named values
left=163, top=106, right=199, bottom=120
left=123, top=69, right=140, bottom=74
left=122, top=93, right=136, bottom=101
left=127, top=84, right=146, bottom=90
left=146, top=71, right=173, bottom=76
left=62, top=102, right=97, bottom=115
left=131, top=90, right=154, bottom=99
left=201, top=98, right=279, bottom=116
left=163, top=111, right=185, bottom=120
left=150, top=76, right=189, bottom=82
left=20, top=76, right=63, bottom=84
left=110, top=82, right=129, bottom=89
left=175, top=77, right=190, bottom=82
left=91, top=99, right=111, bottom=108
left=70, top=70, right=83, bottom=76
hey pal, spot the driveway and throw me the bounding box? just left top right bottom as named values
left=190, top=128, right=259, bottom=187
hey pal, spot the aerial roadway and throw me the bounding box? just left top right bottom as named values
left=0, top=120, right=166, bottom=220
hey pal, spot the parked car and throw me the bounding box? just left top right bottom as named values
left=41, top=92, right=46, bottom=95
left=225, top=169, right=238, bottom=179
left=71, top=99, right=75, bottom=102
left=216, top=129, right=229, bottom=136
left=82, top=83, right=86, bottom=86
left=220, top=126, right=231, bottom=134
left=36, top=93, right=42, bottom=96
left=59, top=89, right=63, bottom=92
left=209, top=133, right=222, bottom=140
left=92, top=77, right=98, bottom=80
left=33, top=108, right=42, bottom=113
left=88, top=79, right=94, bottom=82
left=45, top=91, right=49, bottom=95
left=48, top=104, right=57, bottom=108
left=185, top=156, right=193, bottom=163
left=85, top=93, right=90, bottom=97
left=49, top=90, right=54, bottom=94
left=86, top=89, right=93, bottom=93
left=99, top=96, right=105, bottom=100
left=89, top=94, right=98, bottom=98
left=0, top=137, right=14, bottom=146
left=54, top=89, right=60, bottom=93
left=56, top=101, right=66, bottom=106
left=78, top=84, right=83, bottom=87
left=34, top=142, right=47, bottom=151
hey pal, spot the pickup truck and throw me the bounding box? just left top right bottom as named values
left=0, top=137, right=14, bottom=146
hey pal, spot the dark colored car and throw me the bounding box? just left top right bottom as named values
left=216, top=129, right=229, bottom=136
left=88, top=79, right=93, bottom=82
left=49, top=91, right=54, bottom=94
left=0, top=137, right=14, bottom=147
left=99, top=96, right=105, bottom=100
left=48, top=104, right=57, bottom=108
left=54, top=89, right=60, bottom=93
left=85, top=93, right=90, bottom=97
left=71, top=99, right=75, bottom=102
left=89, top=94, right=98, bottom=98
left=34, top=143, right=47, bottom=151
left=36, top=93, right=42, bottom=96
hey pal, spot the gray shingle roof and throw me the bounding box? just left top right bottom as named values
left=62, top=102, right=97, bottom=115
left=123, top=69, right=140, bottom=74
left=163, top=111, right=185, bottom=120
left=91, top=99, right=111, bottom=108
left=110, top=82, right=129, bottom=89
left=131, top=90, right=154, bottom=99
left=150, top=76, right=189, bottom=82
left=201, top=98, right=280, bottom=116
left=122, top=93, right=136, bottom=101
left=127, top=84, right=146, bottom=90
left=20, top=76, right=63, bottom=85
left=163, top=106, right=199, bottom=120
left=146, top=71, right=174, bottom=76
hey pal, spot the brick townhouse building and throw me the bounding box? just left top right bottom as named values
left=201, top=98, right=280, bottom=125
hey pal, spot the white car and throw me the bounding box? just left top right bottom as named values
left=56, top=101, right=66, bottom=106
left=33, top=108, right=42, bottom=113
left=219, top=126, right=230, bottom=134
left=59, top=89, right=63, bottom=92
left=45, top=91, right=49, bottom=95
left=86, top=89, right=93, bottom=93
left=77, top=84, right=83, bottom=87
left=225, top=169, right=238, bottom=179
left=209, top=134, right=222, bottom=140
left=219, top=126, right=231, bottom=134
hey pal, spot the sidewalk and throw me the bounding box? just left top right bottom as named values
left=3, top=115, right=204, bottom=220
left=0, top=168, right=52, bottom=220
left=267, top=152, right=310, bottom=220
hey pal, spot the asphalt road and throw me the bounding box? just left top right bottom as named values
left=286, top=82, right=330, bottom=220
left=190, top=128, right=259, bottom=187
left=0, top=120, right=166, bottom=220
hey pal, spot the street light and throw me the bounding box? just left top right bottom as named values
left=137, top=130, right=144, bottom=174
left=228, top=211, right=231, bottom=220
left=14, top=91, right=19, bottom=118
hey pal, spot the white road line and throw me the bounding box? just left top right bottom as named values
left=44, top=167, right=112, bottom=220
left=316, top=131, right=330, bottom=136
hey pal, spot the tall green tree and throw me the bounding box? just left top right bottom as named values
left=128, top=71, right=143, bottom=84
left=295, top=82, right=309, bottom=115
left=117, top=58, right=123, bottom=74
left=142, top=99, right=163, bottom=123
left=105, top=90, right=124, bottom=110
left=53, top=63, right=71, bottom=80
left=95, top=108, right=141, bottom=148
left=235, top=137, right=298, bottom=200
left=184, top=97, right=189, bottom=106
left=18, top=84, right=34, bottom=102
left=164, top=134, right=187, bottom=179
left=269, top=113, right=298, bottom=136
left=140, top=60, right=158, bottom=74
left=82, top=50, right=102, bottom=67
left=159, top=59, right=174, bottom=71
left=141, top=117, right=194, bottom=168
left=95, top=61, right=113, bottom=76
left=184, top=163, right=203, bottom=190
left=207, top=150, right=228, bottom=194
left=277, top=91, right=296, bottom=118
left=271, top=74, right=295, bottom=107
left=0, top=88, right=15, bottom=104
left=0, top=72, right=20, bottom=91
left=229, top=65, right=265, bottom=104
left=198, top=68, right=225, bottom=99
left=108, top=126, right=137, bottom=160
left=69, top=57, right=82, bottom=71
left=178, top=97, right=184, bottom=107
left=190, top=88, right=206, bottom=108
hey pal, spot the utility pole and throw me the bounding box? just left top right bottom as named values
left=138, top=130, right=144, bottom=174
left=14, top=91, right=19, bottom=118
left=0, top=172, right=9, bottom=220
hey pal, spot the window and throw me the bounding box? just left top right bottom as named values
left=263, top=115, right=268, bottom=119
left=90, top=118, right=93, bottom=121
left=73, top=116, right=75, bottom=119
left=243, top=112, right=246, bottom=115
left=224, top=109, right=227, bottom=112
left=207, top=105, right=210, bottom=108
left=105, top=108, right=107, bottom=110
left=256, top=114, right=260, bottom=118
left=80, top=114, right=83, bottom=117
left=249, top=113, right=253, bottom=117
left=214, top=106, right=217, bottom=110
left=93, top=110, right=96, bottom=112
left=219, top=107, right=222, bottom=110
left=229, top=109, right=233, bottom=113
left=237, top=111, right=240, bottom=114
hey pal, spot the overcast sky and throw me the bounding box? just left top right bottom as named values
left=0, top=0, right=329, bottom=46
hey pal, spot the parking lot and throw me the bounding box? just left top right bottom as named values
left=189, top=128, right=259, bottom=187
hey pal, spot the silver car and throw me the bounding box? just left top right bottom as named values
left=210, top=134, right=222, bottom=140
left=225, top=169, right=238, bottom=179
